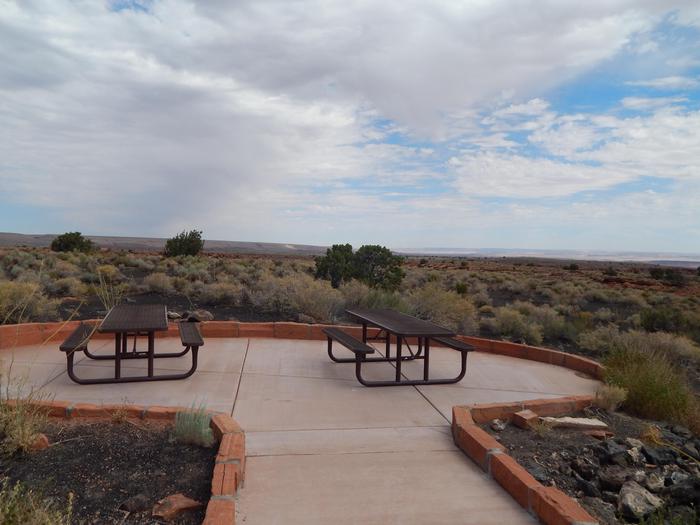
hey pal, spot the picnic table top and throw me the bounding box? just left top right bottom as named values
left=345, top=308, right=455, bottom=337
left=98, top=304, right=168, bottom=333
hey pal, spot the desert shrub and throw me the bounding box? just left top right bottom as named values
left=198, top=282, right=242, bottom=305
left=143, top=272, right=173, bottom=294
left=339, top=280, right=406, bottom=311
left=44, top=277, right=86, bottom=298
left=578, top=325, right=621, bottom=356
left=95, top=264, right=121, bottom=283
left=453, top=282, right=468, bottom=295
left=172, top=405, right=214, bottom=447
left=406, top=283, right=477, bottom=334
left=0, top=281, right=57, bottom=324
left=649, top=267, right=687, bottom=287
left=604, top=347, right=696, bottom=428
left=164, top=230, right=204, bottom=257
left=593, top=307, right=614, bottom=322
left=594, top=384, right=628, bottom=412
left=315, top=244, right=404, bottom=290
left=640, top=306, right=687, bottom=334
left=482, top=307, right=543, bottom=345
left=48, top=260, right=80, bottom=279
left=512, top=301, right=573, bottom=342
left=563, top=263, right=579, bottom=271
left=0, top=478, right=74, bottom=525
left=282, top=274, right=343, bottom=322
left=314, top=244, right=354, bottom=288
left=50, top=232, right=93, bottom=253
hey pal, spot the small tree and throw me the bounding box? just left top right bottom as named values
left=50, top=232, right=93, bottom=253
left=352, top=245, right=404, bottom=290
left=314, top=244, right=354, bottom=288
left=164, top=229, right=204, bottom=257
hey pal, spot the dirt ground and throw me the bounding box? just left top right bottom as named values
left=2, top=419, right=215, bottom=524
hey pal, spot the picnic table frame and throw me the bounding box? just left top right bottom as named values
left=337, top=308, right=470, bottom=386
left=64, top=304, right=201, bottom=384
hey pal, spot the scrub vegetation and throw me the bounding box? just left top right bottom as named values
left=1, top=246, right=700, bottom=429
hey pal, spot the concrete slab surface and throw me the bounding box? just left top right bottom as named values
left=0, top=336, right=601, bottom=523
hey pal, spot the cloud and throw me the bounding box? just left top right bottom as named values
left=626, top=76, right=699, bottom=89
left=0, top=0, right=699, bottom=250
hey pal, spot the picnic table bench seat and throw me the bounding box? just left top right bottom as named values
left=179, top=321, right=204, bottom=348
left=322, top=327, right=374, bottom=356
left=431, top=336, right=475, bottom=353
left=59, top=323, right=94, bottom=353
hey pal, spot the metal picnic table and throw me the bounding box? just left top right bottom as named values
left=324, top=308, right=474, bottom=387
left=60, top=303, right=204, bottom=384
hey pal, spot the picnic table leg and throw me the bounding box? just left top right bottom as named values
left=148, top=331, right=155, bottom=377
left=385, top=332, right=391, bottom=358
left=395, top=336, right=402, bottom=382
left=115, top=333, right=122, bottom=379
left=362, top=323, right=367, bottom=343
left=423, top=337, right=430, bottom=381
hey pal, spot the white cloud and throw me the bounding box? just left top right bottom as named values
left=627, top=76, right=699, bottom=89
left=621, top=96, right=686, bottom=109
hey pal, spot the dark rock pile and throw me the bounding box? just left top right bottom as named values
left=563, top=425, right=699, bottom=523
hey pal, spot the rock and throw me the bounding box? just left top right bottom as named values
left=625, top=437, right=644, bottom=449
left=575, top=474, right=601, bottom=498
left=120, top=494, right=150, bottom=512
left=297, top=313, right=316, bottom=324
left=626, top=447, right=644, bottom=466
left=540, top=416, right=608, bottom=430
left=618, top=480, right=664, bottom=520
left=585, top=430, right=614, bottom=440
left=29, top=433, right=49, bottom=452
left=490, top=419, right=506, bottom=432
left=631, top=470, right=646, bottom=484
left=527, top=465, right=550, bottom=483
left=581, top=497, right=621, bottom=525
left=667, top=505, right=696, bottom=524
left=167, top=311, right=181, bottom=320
left=663, top=479, right=700, bottom=506
left=601, top=491, right=619, bottom=504
left=152, top=493, right=202, bottom=521
left=599, top=465, right=635, bottom=491
left=669, top=470, right=690, bottom=485
left=670, top=425, right=693, bottom=440
left=642, top=445, right=675, bottom=466
left=645, top=471, right=665, bottom=493
left=682, top=442, right=700, bottom=460
left=183, top=309, right=214, bottom=322
left=596, top=439, right=628, bottom=462
left=571, top=457, right=597, bottom=481
left=512, top=409, right=539, bottom=429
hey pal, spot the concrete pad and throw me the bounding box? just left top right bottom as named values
left=0, top=361, right=67, bottom=393
left=233, top=373, right=447, bottom=431
left=0, top=340, right=110, bottom=366
left=84, top=337, right=248, bottom=374
left=42, top=367, right=239, bottom=414
left=237, top=450, right=534, bottom=525
left=243, top=338, right=399, bottom=382
left=246, top=426, right=454, bottom=456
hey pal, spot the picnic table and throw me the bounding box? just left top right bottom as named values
left=59, top=304, right=204, bottom=384
left=323, top=308, right=474, bottom=387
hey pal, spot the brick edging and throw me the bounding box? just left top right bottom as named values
left=0, top=321, right=604, bottom=379
left=14, top=400, right=241, bottom=525
left=452, top=396, right=598, bottom=525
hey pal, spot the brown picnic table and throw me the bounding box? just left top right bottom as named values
left=323, top=308, right=474, bottom=387
left=59, top=304, right=204, bottom=384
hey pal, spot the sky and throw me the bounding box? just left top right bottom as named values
left=1, top=1, right=699, bottom=252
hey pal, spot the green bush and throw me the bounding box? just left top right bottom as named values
left=172, top=405, right=214, bottom=448
left=641, top=306, right=687, bottom=333
left=0, top=478, right=74, bottom=525
left=406, top=283, right=476, bottom=333
left=314, top=244, right=354, bottom=288
left=164, top=230, right=204, bottom=257
left=482, top=306, right=543, bottom=345
left=649, top=267, right=687, bottom=287
left=50, top=232, right=93, bottom=253
left=315, top=244, right=404, bottom=290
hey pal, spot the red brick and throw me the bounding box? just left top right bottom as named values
left=522, top=398, right=575, bottom=417
left=216, top=432, right=245, bottom=463
left=512, top=409, right=539, bottom=429
left=201, top=321, right=239, bottom=338
left=489, top=453, right=540, bottom=510
left=211, top=463, right=240, bottom=495
left=452, top=406, right=475, bottom=428
left=454, top=425, right=506, bottom=470
left=531, top=485, right=597, bottom=525
left=210, top=414, right=243, bottom=441
left=459, top=336, right=493, bottom=352
left=144, top=406, right=179, bottom=420
left=70, top=403, right=108, bottom=418
left=238, top=322, right=274, bottom=338
left=490, top=340, right=526, bottom=358
left=309, top=324, right=330, bottom=340
left=470, top=402, right=524, bottom=423
left=203, top=497, right=235, bottom=525
left=273, top=322, right=311, bottom=339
